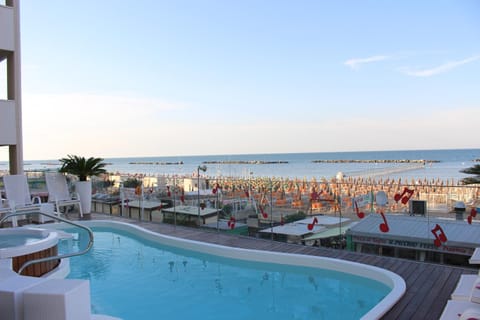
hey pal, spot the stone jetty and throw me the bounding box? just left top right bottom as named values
left=129, top=161, right=184, bottom=165
left=202, top=160, right=289, bottom=165
left=311, top=159, right=439, bottom=164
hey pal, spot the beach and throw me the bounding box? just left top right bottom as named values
left=3, top=149, right=479, bottom=219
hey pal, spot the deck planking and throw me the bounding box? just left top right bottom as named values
left=83, top=213, right=477, bottom=319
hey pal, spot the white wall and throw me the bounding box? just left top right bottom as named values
left=0, top=100, right=16, bottom=144
left=0, top=5, right=14, bottom=51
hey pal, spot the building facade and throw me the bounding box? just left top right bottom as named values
left=346, top=214, right=480, bottom=267
left=0, top=0, right=23, bottom=174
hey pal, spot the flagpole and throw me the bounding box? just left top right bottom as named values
left=270, top=179, right=274, bottom=241
left=337, top=180, right=342, bottom=247
left=173, top=175, right=177, bottom=229
left=216, top=182, right=220, bottom=232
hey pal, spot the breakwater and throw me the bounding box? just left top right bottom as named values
left=129, top=161, right=184, bottom=165
left=311, top=159, right=439, bottom=164
left=202, top=160, right=289, bottom=165
left=347, top=163, right=427, bottom=178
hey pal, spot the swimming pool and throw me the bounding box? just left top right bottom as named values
left=51, top=221, right=405, bottom=320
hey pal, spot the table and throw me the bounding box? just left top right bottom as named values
left=161, top=205, right=219, bottom=226
left=125, top=200, right=168, bottom=221
left=92, top=198, right=121, bottom=215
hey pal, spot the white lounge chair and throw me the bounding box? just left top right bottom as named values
left=45, top=172, right=83, bottom=218
left=443, top=274, right=480, bottom=320
left=452, top=274, right=479, bottom=301
left=2, top=174, right=42, bottom=226
left=471, top=277, right=480, bottom=304
left=440, top=300, right=480, bottom=320
left=0, top=197, right=12, bottom=223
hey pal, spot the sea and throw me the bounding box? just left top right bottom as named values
left=2, top=149, right=479, bottom=182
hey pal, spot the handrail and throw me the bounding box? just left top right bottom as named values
left=0, top=211, right=94, bottom=275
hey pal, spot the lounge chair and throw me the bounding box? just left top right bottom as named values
left=451, top=274, right=479, bottom=301
left=2, top=174, right=42, bottom=226
left=471, top=277, right=480, bottom=304
left=443, top=274, right=480, bottom=319
left=45, top=172, right=83, bottom=218
left=440, top=300, right=480, bottom=320
left=0, top=197, right=12, bottom=223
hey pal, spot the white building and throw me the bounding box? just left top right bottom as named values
left=183, top=177, right=207, bottom=192
left=0, top=0, right=23, bottom=174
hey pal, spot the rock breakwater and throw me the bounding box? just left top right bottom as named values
left=311, top=159, right=439, bottom=164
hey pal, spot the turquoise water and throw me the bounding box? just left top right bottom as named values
left=0, top=234, right=46, bottom=248
left=62, top=227, right=390, bottom=320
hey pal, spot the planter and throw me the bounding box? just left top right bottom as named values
left=75, top=181, right=92, bottom=214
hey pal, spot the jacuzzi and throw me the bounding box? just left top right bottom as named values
left=0, top=228, right=61, bottom=277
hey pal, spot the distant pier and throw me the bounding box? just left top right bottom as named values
left=347, top=163, right=427, bottom=178
left=311, top=159, right=439, bottom=164
left=129, top=161, right=184, bottom=165
left=202, top=160, right=289, bottom=165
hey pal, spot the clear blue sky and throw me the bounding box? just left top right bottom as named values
left=2, top=0, right=480, bottom=160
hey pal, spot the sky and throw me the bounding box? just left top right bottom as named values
left=1, top=0, right=480, bottom=161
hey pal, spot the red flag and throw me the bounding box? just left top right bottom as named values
left=180, top=188, right=185, bottom=203
left=227, top=216, right=236, bottom=229
left=259, top=205, right=268, bottom=219
left=213, top=183, right=220, bottom=194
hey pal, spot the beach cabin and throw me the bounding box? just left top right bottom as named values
left=0, top=0, right=23, bottom=175
left=259, top=216, right=353, bottom=245
left=183, top=177, right=207, bottom=192
left=346, top=215, right=480, bottom=266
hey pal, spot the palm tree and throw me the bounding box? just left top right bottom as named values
left=59, top=155, right=107, bottom=181
left=460, top=164, right=480, bottom=185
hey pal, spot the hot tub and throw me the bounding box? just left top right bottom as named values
left=0, top=228, right=60, bottom=277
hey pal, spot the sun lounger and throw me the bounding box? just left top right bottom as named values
left=440, top=300, right=480, bottom=320
left=452, top=275, right=479, bottom=301
left=444, top=274, right=480, bottom=319
left=45, top=172, right=83, bottom=218
left=2, top=174, right=42, bottom=226
left=471, top=277, right=480, bottom=304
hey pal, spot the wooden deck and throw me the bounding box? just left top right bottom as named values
left=85, top=213, right=477, bottom=320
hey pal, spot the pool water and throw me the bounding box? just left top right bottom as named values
left=61, top=228, right=390, bottom=320
left=0, top=233, right=46, bottom=248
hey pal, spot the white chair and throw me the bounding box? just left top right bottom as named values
left=2, top=174, right=42, bottom=226
left=440, top=300, right=480, bottom=320
left=45, top=172, right=83, bottom=218
left=0, top=197, right=12, bottom=223
left=452, top=274, right=479, bottom=301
